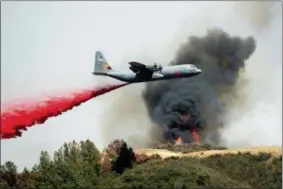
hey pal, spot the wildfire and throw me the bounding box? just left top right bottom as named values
left=191, top=128, right=200, bottom=144
left=167, top=113, right=201, bottom=145
left=182, top=114, right=200, bottom=144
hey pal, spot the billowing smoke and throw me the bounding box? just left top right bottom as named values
left=142, top=28, right=256, bottom=145
left=95, top=2, right=281, bottom=149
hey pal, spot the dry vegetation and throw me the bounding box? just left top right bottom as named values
left=135, top=145, right=282, bottom=159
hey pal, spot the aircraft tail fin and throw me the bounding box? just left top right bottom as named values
left=93, top=51, right=113, bottom=75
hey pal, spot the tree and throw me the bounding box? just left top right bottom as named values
left=30, top=140, right=101, bottom=188
left=101, top=139, right=135, bottom=174
left=111, top=142, right=135, bottom=174
left=0, top=161, right=18, bottom=188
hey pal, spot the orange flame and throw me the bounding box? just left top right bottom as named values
left=175, top=136, right=183, bottom=145
left=191, top=128, right=200, bottom=144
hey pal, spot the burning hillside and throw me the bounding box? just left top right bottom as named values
left=143, top=28, right=256, bottom=145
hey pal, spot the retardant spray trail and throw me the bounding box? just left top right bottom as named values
left=1, top=83, right=128, bottom=140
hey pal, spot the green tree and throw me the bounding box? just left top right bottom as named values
left=0, top=161, right=18, bottom=188
left=101, top=139, right=135, bottom=174
left=35, top=140, right=101, bottom=188
left=17, top=167, right=38, bottom=188
left=111, top=142, right=135, bottom=174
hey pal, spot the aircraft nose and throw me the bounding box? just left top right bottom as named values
left=196, top=68, right=202, bottom=74
left=191, top=68, right=201, bottom=75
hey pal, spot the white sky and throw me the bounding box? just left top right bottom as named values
left=1, top=1, right=282, bottom=170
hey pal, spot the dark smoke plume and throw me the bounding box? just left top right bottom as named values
left=142, top=28, right=256, bottom=145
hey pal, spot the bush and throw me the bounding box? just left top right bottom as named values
left=200, top=152, right=282, bottom=189
left=104, top=158, right=250, bottom=188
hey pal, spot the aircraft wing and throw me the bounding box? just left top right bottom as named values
left=128, top=62, right=154, bottom=74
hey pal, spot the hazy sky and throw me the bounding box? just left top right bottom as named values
left=1, top=1, right=282, bottom=170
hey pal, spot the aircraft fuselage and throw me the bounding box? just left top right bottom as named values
left=95, top=64, right=201, bottom=83
left=92, top=51, right=202, bottom=83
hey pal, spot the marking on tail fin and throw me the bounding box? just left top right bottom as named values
left=94, top=51, right=113, bottom=74
left=103, top=63, right=112, bottom=72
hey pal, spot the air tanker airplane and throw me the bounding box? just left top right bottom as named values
left=92, top=51, right=202, bottom=83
